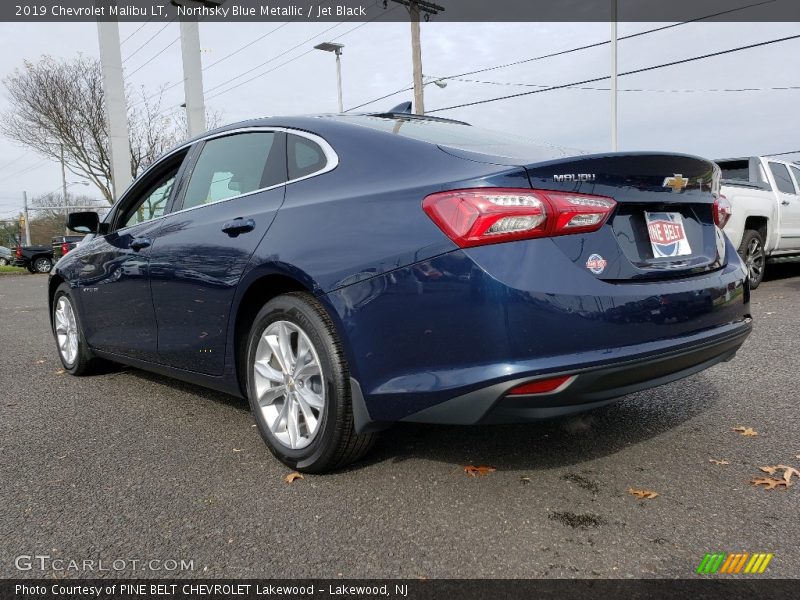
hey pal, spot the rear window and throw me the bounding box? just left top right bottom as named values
left=718, top=160, right=749, bottom=181
left=341, top=115, right=575, bottom=162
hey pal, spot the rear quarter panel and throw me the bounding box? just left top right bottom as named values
left=721, top=186, right=777, bottom=250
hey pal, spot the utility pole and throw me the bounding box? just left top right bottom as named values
left=179, top=19, right=207, bottom=137
left=22, top=191, right=31, bottom=246
left=97, top=11, right=133, bottom=199
left=611, top=0, right=618, bottom=151
left=60, top=144, right=69, bottom=234
left=410, top=2, right=424, bottom=115
left=390, top=1, right=444, bottom=115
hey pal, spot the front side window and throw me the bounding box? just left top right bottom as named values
left=183, top=132, right=283, bottom=210
left=121, top=172, right=176, bottom=229
left=769, top=162, right=797, bottom=195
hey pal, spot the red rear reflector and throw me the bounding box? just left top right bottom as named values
left=15, top=246, right=22, bottom=258
left=713, top=194, right=732, bottom=229
left=422, top=188, right=616, bottom=248
left=507, top=375, right=573, bottom=395
left=61, top=243, right=69, bottom=255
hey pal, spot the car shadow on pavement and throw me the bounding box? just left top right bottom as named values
left=361, top=376, right=722, bottom=473
left=111, top=363, right=721, bottom=474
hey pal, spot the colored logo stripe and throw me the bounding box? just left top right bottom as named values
left=697, top=553, right=773, bottom=574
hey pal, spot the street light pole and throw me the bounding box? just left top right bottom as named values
left=335, top=48, right=344, bottom=113
left=611, top=0, right=618, bottom=151
left=314, top=42, right=345, bottom=112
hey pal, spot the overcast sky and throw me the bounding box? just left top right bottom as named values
left=0, top=19, right=799, bottom=221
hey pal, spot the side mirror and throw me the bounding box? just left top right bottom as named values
left=67, top=211, right=100, bottom=234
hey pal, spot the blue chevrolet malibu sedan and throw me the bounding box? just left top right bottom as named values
left=50, top=112, right=751, bottom=472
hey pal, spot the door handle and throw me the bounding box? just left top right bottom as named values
left=130, top=237, right=152, bottom=251
left=781, top=200, right=790, bottom=206
left=222, top=218, right=256, bottom=237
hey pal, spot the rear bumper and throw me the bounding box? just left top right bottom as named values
left=395, top=317, right=750, bottom=425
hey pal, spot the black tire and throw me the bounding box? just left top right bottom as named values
left=33, top=256, right=52, bottom=274
left=0, top=257, right=8, bottom=266
left=52, top=283, right=96, bottom=375
left=738, top=229, right=765, bottom=290
left=245, top=292, right=376, bottom=473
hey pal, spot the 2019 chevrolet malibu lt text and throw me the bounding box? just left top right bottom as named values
left=49, top=112, right=751, bottom=472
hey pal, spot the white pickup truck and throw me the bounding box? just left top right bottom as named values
left=717, top=156, right=800, bottom=288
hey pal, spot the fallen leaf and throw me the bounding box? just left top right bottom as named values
left=520, top=476, right=531, bottom=485
left=232, top=448, right=243, bottom=452
left=464, top=465, right=496, bottom=477
left=777, top=465, right=800, bottom=484
left=285, top=472, right=304, bottom=484
left=55, top=369, right=65, bottom=375
left=796, top=455, right=800, bottom=460
left=34, top=359, right=46, bottom=365
left=627, top=488, right=658, bottom=500
left=760, top=466, right=777, bottom=474
left=733, top=426, right=758, bottom=437
left=709, top=459, right=730, bottom=465
left=750, top=477, right=789, bottom=490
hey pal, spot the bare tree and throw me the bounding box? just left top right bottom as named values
left=1, top=55, right=221, bottom=204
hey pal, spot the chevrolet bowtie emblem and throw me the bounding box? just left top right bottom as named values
left=663, top=174, right=689, bottom=192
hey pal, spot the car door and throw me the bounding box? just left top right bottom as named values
left=73, top=149, right=190, bottom=360
left=767, top=161, right=800, bottom=250
left=784, top=165, right=800, bottom=249
left=149, top=129, right=288, bottom=375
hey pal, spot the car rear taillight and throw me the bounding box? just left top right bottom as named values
left=507, top=375, right=575, bottom=395
left=713, top=194, right=732, bottom=229
left=422, top=188, right=616, bottom=248
left=15, top=246, right=22, bottom=258
left=61, top=242, right=69, bottom=256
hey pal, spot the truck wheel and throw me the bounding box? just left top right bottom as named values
left=33, top=257, right=53, bottom=274
left=738, top=229, right=765, bottom=289
left=245, top=292, right=377, bottom=473
left=0, top=258, right=8, bottom=266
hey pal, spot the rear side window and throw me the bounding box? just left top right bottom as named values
left=183, top=132, right=284, bottom=210
left=768, top=162, right=797, bottom=194
left=288, top=135, right=327, bottom=180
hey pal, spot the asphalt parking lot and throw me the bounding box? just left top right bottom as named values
left=1, top=267, right=798, bottom=579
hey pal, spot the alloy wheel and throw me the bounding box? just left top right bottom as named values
left=745, top=237, right=764, bottom=283
left=253, top=320, right=326, bottom=450
left=54, top=296, right=79, bottom=366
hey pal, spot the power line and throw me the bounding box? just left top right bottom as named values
left=0, top=159, right=49, bottom=185
left=431, top=75, right=800, bottom=94
left=345, top=0, right=775, bottom=112
left=427, top=34, right=800, bottom=113
left=0, top=153, right=29, bottom=173
left=120, top=17, right=155, bottom=45
left=122, top=19, right=176, bottom=65
left=203, top=21, right=352, bottom=97
left=127, top=36, right=181, bottom=78
left=134, top=18, right=301, bottom=107
left=204, top=7, right=399, bottom=102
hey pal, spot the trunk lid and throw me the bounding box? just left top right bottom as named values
left=524, top=152, right=725, bottom=281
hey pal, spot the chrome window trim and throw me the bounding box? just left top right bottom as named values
left=111, top=126, right=338, bottom=231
